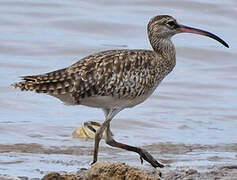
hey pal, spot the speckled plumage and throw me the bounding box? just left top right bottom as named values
left=13, top=48, right=175, bottom=108
left=13, top=15, right=228, bottom=168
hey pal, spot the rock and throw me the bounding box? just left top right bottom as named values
left=41, top=172, right=60, bottom=180
left=41, top=162, right=160, bottom=180
left=87, top=162, right=160, bottom=180
left=41, top=172, right=83, bottom=180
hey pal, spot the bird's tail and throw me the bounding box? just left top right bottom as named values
left=12, top=68, right=73, bottom=95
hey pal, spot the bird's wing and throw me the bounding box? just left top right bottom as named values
left=66, top=49, right=161, bottom=103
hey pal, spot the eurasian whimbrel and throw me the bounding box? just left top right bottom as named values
left=13, top=15, right=229, bottom=168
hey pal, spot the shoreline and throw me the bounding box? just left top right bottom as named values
left=1, top=142, right=237, bottom=179
left=1, top=162, right=237, bottom=180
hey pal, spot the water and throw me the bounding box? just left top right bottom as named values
left=0, top=0, right=236, bottom=178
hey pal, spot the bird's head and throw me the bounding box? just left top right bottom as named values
left=147, top=15, right=229, bottom=48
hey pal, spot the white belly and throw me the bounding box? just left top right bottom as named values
left=81, top=95, right=143, bottom=109
left=80, top=85, right=158, bottom=109
left=50, top=92, right=152, bottom=109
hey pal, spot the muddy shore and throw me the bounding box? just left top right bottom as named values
left=1, top=142, right=237, bottom=179
left=41, top=163, right=237, bottom=180
left=1, top=162, right=237, bottom=180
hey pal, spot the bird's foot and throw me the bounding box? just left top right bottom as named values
left=139, top=148, right=164, bottom=168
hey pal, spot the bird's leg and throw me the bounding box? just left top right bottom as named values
left=105, top=123, right=164, bottom=168
left=91, top=119, right=109, bottom=164
left=91, top=108, right=121, bottom=165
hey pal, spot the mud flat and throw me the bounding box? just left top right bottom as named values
left=41, top=163, right=237, bottom=180
left=1, top=162, right=237, bottom=180
left=1, top=142, right=237, bottom=179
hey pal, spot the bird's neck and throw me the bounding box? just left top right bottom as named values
left=149, top=36, right=176, bottom=70
left=149, top=36, right=175, bottom=56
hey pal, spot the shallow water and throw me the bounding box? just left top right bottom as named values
left=0, top=0, right=236, bottom=178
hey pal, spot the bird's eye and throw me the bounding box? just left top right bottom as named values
left=167, top=21, right=176, bottom=28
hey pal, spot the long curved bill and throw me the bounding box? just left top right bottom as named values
left=178, top=24, right=229, bottom=48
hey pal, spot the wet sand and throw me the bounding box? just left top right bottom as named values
left=1, top=142, right=237, bottom=179
left=0, top=0, right=236, bottom=179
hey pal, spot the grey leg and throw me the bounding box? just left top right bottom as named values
left=105, top=123, right=164, bottom=168
left=91, top=108, right=121, bottom=165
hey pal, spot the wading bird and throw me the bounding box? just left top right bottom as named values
left=13, top=15, right=229, bottom=168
